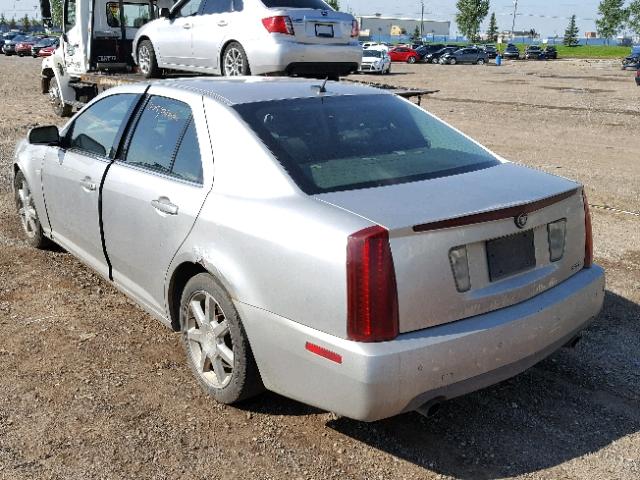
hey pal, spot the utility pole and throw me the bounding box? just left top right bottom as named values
left=511, top=0, right=518, bottom=39
left=420, top=1, right=424, bottom=39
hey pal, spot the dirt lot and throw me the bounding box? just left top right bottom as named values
left=0, top=56, right=638, bottom=480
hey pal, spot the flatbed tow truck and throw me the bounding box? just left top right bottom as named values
left=39, top=0, right=437, bottom=117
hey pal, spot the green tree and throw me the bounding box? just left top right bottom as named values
left=412, top=25, right=421, bottom=42
left=22, top=14, right=31, bottom=31
left=326, top=0, right=339, bottom=11
left=9, top=17, right=17, bottom=29
left=455, top=0, right=490, bottom=42
left=487, top=12, right=498, bottom=42
left=596, top=0, right=627, bottom=43
left=51, top=0, right=63, bottom=27
left=564, top=14, right=579, bottom=46
left=628, top=0, right=640, bottom=37
left=0, top=13, right=7, bottom=29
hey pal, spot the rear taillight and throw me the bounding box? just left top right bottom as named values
left=351, top=19, right=360, bottom=38
left=347, top=226, right=399, bottom=342
left=582, top=190, right=593, bottom=268
left=262, top=16, right=295, bottom=35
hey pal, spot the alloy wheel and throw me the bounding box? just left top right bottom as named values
left=138, top=45, right=151, bottom=75
left=184, top=290, right=235, bottom=388
left=224, top=47, right=245, bottom=76
left=17, top=179, right=37, bottom=239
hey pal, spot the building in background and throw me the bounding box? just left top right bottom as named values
left=357, top=15, right=450, bottom=43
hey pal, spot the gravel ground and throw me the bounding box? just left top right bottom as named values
left=0, top=55, right=638, bottom=480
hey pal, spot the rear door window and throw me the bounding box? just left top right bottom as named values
left=261, top=0, right=330, bottom=8
left=201, top=0, right=233, bottom=14
left=124, top=96, right=203, bottom=183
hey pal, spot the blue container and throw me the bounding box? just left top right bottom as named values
left=496, top=54, right=502, bottom=66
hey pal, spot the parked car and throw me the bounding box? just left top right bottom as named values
left=13, top=77, right=604, bottom=422
left=31, top=37, right=58, bottom=57
left=360, top=48, right=391, bottom=74
left=440, top=47, right=488, bottom=65
left=482, top=44, right=498, bottom=59
left=424, top=46, right=457, bottom=63
left=388, top=46, right=420, bottom=63
left=622, top=46, right=640, bottom=70
left=15, top=37, right=38, bottom=57
left=132, top=0, right=362, bottom=79
left=543, top=45, right=558, bottom=59
left=2, top=34, right=30, bottom=55
left=37, top=43, right=58, bottom=58
left=525, top=45, right=545, bottom=60
left=502, top=43, right=520, bottom=60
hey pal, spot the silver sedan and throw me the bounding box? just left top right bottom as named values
left=13, top=78, right=604, bottom=421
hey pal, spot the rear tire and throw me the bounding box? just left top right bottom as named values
left=222, top=42, right=251, bottom=76
left=14, top=171, right=51, bottom=249
left=137, top=40, right=160, bottom=79
left=180, top=273, right=263, bottom=404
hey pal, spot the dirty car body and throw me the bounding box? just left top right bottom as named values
left=13, top=77, right=604, bottom=421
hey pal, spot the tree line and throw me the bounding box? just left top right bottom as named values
left=455, top=0, right=640, bottom=45
left=0, top=13, right=44, bottom=32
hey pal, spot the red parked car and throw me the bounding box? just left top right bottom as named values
left=38, top=44, right=57, bottom=57
left=388, top=46, right=420, bottom=64
left=15, top=37, right=38, bottom=57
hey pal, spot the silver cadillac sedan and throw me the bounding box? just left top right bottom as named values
left=13, top=78, right=605, bottom=421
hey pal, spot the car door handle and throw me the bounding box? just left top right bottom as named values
left=151, top=197, right=179, bottom=216
left=80, top=177, right=96, bottom=191
left=182, top=23, right=192, bottom=29
left=217, top=20, right=228, bottom=27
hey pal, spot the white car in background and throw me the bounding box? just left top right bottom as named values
left=133, top=0, right=362, bottom=78
left=360, top=48, right=391, bottom=74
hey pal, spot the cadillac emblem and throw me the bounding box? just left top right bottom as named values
left=515, top=213, right=529, bottom=229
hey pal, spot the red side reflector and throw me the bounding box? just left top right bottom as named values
left=305, top=342, right=342, bottom=364
left=347, top=226, right=399, bottom=342
left=582, top=189, right=593, bottom=268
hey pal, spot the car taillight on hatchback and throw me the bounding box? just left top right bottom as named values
left=582, top=190, right=593, bottom=268
left=262, top=16, right=295, bottom=35
left=347, top=226, right=399, bottom=342
left=351, top=19, right=360, bottom=38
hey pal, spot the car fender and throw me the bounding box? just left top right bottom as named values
left=13, top=140, right=52, bottom=235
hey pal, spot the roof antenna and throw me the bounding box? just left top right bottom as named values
left=312, top=76, right=330, bottom=95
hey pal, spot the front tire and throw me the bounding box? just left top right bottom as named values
left=449, top=58, right=457, bottom=65
left=180, top=273, right=263, bottom=404
left=222, top=42, right=250, bottom=76
left=477, top=58, right=485, bottom=65
left=48, top=79, right=72, bottom=117
left=14, top=171, right=50, bottom=249
left=407, top=56, right=417, bottom=64
left=137, top=40, right=160, bottom=79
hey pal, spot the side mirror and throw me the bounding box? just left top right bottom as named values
left=160, top=7, right=170, bottom=18
left=28, top=125, right=60, bottom=145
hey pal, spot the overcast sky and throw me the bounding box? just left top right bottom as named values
left=1, top=0, right=603, bottom=37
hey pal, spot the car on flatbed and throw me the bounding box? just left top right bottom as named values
left=132, top=0, right=362, bottom=78
left=13, top=77, right=604, bottom=422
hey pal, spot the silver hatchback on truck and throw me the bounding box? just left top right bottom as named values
left=132, top=0, right=362, bottom=78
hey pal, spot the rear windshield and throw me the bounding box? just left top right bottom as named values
left=233, top=95, right=500, bottom=194
left=261, top=0, right=330, bottom=8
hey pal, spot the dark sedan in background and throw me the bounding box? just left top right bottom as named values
left=622, top=46, right=640, bottom=70
left=440, top=47, right=488, bottom=65
left=543, top=46, right=558, bottom=59
left=525, top=45, right=545, bottom=60
left=424, top=47, right=458, bottom=63
left=502, top=44, right=521, bottom=60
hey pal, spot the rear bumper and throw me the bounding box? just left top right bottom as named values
left=238, top=265, right=605, bottom=421
left=247, top=38, right=362, bottom=76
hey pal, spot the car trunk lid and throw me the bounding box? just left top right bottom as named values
left=315, top=163, right=587, bottom=333
left=266, top=7, right=354, bottom=44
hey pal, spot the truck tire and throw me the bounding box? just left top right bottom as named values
left=48, top=80, right=72, bottom=117
left=137, top=40, right=160, bottom=79
left=180, top=273, right=264, bottom=404
left=222, top=42, right=251, bottom=76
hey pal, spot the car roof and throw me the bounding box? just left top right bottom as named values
left=153, top=77, right=389, bottom=106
